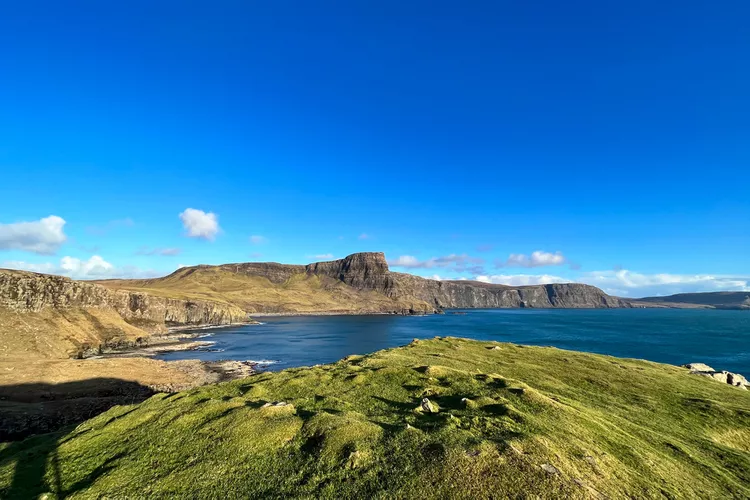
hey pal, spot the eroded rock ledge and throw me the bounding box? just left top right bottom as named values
left=214, top=252, right=630, bottom=310
left=684, top=363, right=748, bottom=390
left=0, top=269, right=248, bottom=331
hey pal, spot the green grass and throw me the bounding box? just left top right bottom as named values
left=1, top=338, right=749, bottom=498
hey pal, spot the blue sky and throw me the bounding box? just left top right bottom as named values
left=1, top=1, right=749, bottom=297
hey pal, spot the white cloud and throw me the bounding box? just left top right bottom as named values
left=249, top=235, right=267, bottom=245
left=358, top=233, right=371, bottom=240
left=390, top=255, right=421, bottom=267
left=475, top=274, right=570, bottom=286
left=60, top=255, right=114, bottom=277
left=580, top=270, right=750, bottom=297
left=0, top=215, right=67, bottom=255
left=179, top=209, right=220, bottom=240
left=497, top=251, right=566, bottom=268
left=308, top=253, right=334, bottom=260
left=1, top=260, right=57, bottom=274
left=2, top=255, right=161, bottom=280
left=388, top=254, right=483, bottom=269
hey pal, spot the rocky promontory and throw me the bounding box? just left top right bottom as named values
left=203, top=252, right=630, bottom=311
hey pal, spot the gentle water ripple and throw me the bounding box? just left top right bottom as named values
left=159, top=309, right=750, bottom=374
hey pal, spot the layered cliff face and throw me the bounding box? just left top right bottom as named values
left=100, top=256, right=431, bottom=315
left=391, top=273, right=629, bottom=309
left=0, top=270, right=248, bottom=328
left=120, top=252, right=624, bottom=312
left=305, top=252, right=400, bottom=294
left=0, top=269, right=248, bottom=359
left=302, top=252, right=627, bottom=309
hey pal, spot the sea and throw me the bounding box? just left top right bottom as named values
left=158, top=309, right=750, bottom=374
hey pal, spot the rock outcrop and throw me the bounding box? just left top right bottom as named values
left=0, top=269, right=248, bottom=330
left=0, top=269, right=250, bottom=359
left=139, top=252, right=630, bottom=312
left=285, top=252, right=627, bottom=309
left=390, top=271, right=629, bottom=309
left=683, top=363, right=748, bottom=390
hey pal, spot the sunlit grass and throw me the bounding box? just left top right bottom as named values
left=1, top=338, right=748, bottom=498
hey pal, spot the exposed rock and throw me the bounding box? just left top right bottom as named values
left=684, top=362, right=748, bottom=389
left=541, top=463, right=560, bottom=475
left=0, top=269, right=251, bottom=360
left=683, top=363, right=715, bottom=372
left=391, top=272, right=631, bottom=309
left=180, top=252, right=631, bottom=311
left=262, top=401, right=291, bottom=408
left=0, top=269, right=248, bottom=331
left=419, top=398, right=439, bottom=413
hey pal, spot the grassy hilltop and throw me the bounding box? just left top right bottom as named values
left=1, top=338, right=749, bottom=499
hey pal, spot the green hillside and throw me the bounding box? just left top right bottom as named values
left=2, top=338, right=748, bottom=499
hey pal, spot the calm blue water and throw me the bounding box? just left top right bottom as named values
left=159, top=309, right=750, bottom=374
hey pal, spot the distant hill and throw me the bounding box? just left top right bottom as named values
left=96, top=252, right=631, bottom=313
left=637, top=291, right=750, bottom=310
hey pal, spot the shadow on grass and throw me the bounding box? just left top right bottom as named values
left=0, top=378, right=155, bottom=498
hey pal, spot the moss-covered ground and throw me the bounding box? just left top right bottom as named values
left=1, top=337, right=748, bottom=499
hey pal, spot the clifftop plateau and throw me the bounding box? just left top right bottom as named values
left=97, top=252, right=630, bottom=314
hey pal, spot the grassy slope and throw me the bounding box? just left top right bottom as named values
left=97, top=267, right=430, bottom=314
left=1, top=338, right=748, bottom=499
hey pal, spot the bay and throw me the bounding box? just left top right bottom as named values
left=159, top=309, right=750, bottom=374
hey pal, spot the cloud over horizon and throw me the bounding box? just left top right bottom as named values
left=0, top=215, right=68, bottom=255
left=180, top=208, right=220, bottom=240
left=496, top=251, right=566, bottom=268
left=2, top=255, right=162, bottom=280
left=580, top=270, right=750, bottom=297
left=389, top=254, right=485, bottom=274
left=307, top=253, right=334, bottom=260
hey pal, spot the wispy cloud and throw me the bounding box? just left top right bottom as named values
left=474, top=274, right=569, bottom=286
left=307, top=253, right=334, bottom=260
left=0, top=215, right=67, bottom=255
left=135, top=246, right=182, bottom=256
left=179, top=209, right=220, bottom=240
left=580, top=270, right=750, bottom=297
left=249, top=235, right=267, bottom=245
left=86, top=218, right=135, bottom=236
left=389, top=254, right=485, bottom=274
left=495, top=251, right=566, bottom=268
left=476, top=244, right=494, bottom=252
left=358, top=233, right=371, bottom=240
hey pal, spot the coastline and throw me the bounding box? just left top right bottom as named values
left=166, top=320, right=260, bottom=333
left=249, top=311, right=433, bottom=317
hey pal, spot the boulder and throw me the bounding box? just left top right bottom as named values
left=686, top=364, right=748, bottom=389
left=541, top=464, right=560, bottom=475
left=419, top=398, right=439, bottom=414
